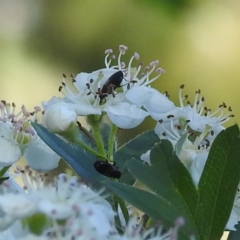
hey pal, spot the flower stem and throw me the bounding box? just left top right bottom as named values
left=108, top=124, right=118, bottom=162
left=87, top=115, right=106, bottom=158
left=74, top=138, right=105, bottom=158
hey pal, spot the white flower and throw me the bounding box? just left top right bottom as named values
left=152, top=85, right=232, bottom=146
left=154, top=118, right=211, bottom=186
left=33, top=174, right=115, bottom=234
left=0, top=102, right=60, bottom=171
left=0, top=173, right=117, bottom=238
left=177, top=85, right=233, bottom=134
left=45, top=45, right=164, bottom=128
left=105, top=102, right=149, bottom=129
left=118, top=216, right=186, bottom=240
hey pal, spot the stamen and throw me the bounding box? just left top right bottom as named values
left=119, top=45, right=128, bottom=53
left=104, top=49, right=113, bottom=68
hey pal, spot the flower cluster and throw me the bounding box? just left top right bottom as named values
left=0, top=45, right=238, bottom=240
left=0, top=171, right=183, bottom=240
left=0, top=102, right=60, bottom=171
left=41, top=45, right=165, bottom=131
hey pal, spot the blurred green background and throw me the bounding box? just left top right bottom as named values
left=0, top=0, right=239, bottom=139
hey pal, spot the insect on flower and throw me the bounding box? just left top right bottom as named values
left=98, top=71, right=124, bottom=102
left=94, top=159, right=122, bottom=179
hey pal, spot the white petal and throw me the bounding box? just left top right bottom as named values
left=190, top=152, right=208, bottom=186
left=105, top=102, right=149, bottom=129
left=38, top=198, right=74, bottom=219
left=80, top=202, right=115, bottom=235
left=0, top=137, right=21, bottom=167
left=68, top=103, right=101, bottom=116
left=144, top=89, right=175, bottom=114
left=74, top=72, right=91, bottom=90
left=149, top=107, right=182, bottom=121
left=226, top=208, right=239, bottom=230
left=41, top=96, right=63, bottom=110
left=0, top=193, right=37, bottom=218
left=140, top=150, right=151, bottom=165
left=24, top=139, right=60, bottom=172
left=125, top=86, right=153, bottom=105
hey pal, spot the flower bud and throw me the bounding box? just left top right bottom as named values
left=41, top=103, right=77, bottom=133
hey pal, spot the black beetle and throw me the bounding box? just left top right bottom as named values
left=98, top=71, right=123, bottom=102
left=94, top=160, right=121, bottom=179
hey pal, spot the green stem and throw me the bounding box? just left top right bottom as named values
left=74, top=138, right=105, bottom=158
left=91, top=121, right=106, bottom=158
left=108, top=124, right=118, bottom=162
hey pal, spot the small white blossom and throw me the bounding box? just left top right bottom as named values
left=44, top=45, right=164, bottom=129
left=177, top=85, right=233, bottom=135
left=0, top=101, right=60, bottom=171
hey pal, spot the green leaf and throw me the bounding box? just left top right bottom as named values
left=106, top=181, right=198, bottom=240
left=78, top=121, right=112, bottom=152
left=0, top=166, right=11, bottom=177
left=114, top=130, right=160, bottom=184
left=195, top=124, right=240, bottom=240
left=150, top=140, right=198, bottom=215
left=32, top=123, right=106, bottom=184
left=126, top=143, right=199, bottom=238
left=166, top=154, right=198, bottom=216
left=0, top=177, right=9, bottom=184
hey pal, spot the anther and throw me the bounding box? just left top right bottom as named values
left=134, top=52, right=140, bottom=60
left=119, top=45, right=128, bottom=53
left=105, top=49, right=113, bottom=54
left=156, top=68, right=165, bottom=74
